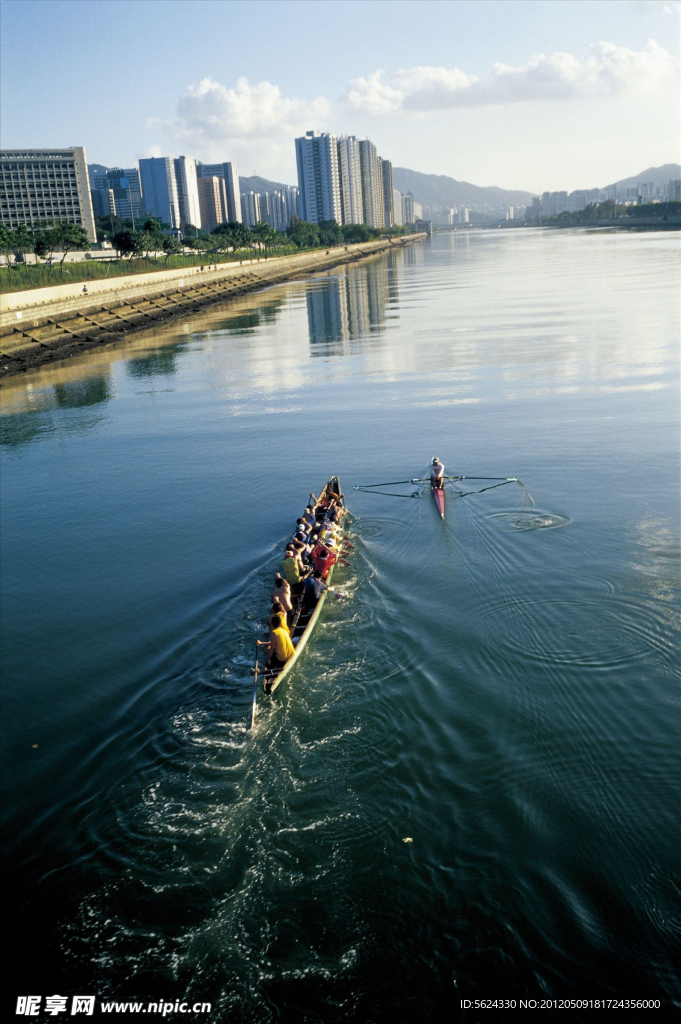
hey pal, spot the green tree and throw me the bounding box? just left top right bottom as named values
left=161, top=236, right=182, bottom=265
left=11, top=226, right=34, bottom=285
left=0, top=225, right=15, bottom=270
left=112, top=229, right=137, bottom=264
left=285, top=219, right=320, bottom=249
left=51, top=223, right=91, bottom=277
left=318, top=219, right=343, bottom=246
left=251, top=221, right=277, bottom=256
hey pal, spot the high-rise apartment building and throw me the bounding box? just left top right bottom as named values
left=392, top=188, right=403, bottom=226
left=90, top=166, right=144, bottom=225
left=197, top=162, right=242, bottom=223
left=295, top=131, right=342, bottom=224
left=358, top=140, right=384, bottom=228
left=380, top=158, right=394, bottom=228
left=401, top=192, right=414, bottom=224
left=138, top=157, right=182, bottom=230
left=197, top=176, right=226, bottom=232
left=174, top=156, right=201, bottom=230
left=0, top=147, right=97, bottom=241
left=240, top=191, right=261, bottom=227
left=336, top=136, right=363, bottom=225
left=254, top=187, right=300, bottom=231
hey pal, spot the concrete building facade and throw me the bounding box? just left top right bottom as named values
left=91, top=166, right=144, bottom=225
left=380, top=158, right=394, bottom=228
left=0, top=147, right=97, bottom=242
left=138, top=157, right=182, bottom=231
left=359, top=140, right=384, bottom=228
left=197, top=162, right=242, bottom=223
left=174, top=156, right=201, bottom=230
left=240, top=191, right=261, bottom=227
left=295, top=131, right=342, bottom=224
left=197, top=176, right=226, bottom=232
left=337, top=136, right=363, bottom=225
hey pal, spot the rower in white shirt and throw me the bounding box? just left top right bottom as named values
left=430, top=457, right=445, bottom=488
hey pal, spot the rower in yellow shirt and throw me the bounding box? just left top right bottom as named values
left=258, top=613, right=295, bottom=672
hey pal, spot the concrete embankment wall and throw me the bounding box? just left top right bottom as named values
left=0, top=235, right=424, bottom=378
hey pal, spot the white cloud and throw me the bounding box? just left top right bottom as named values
left=150, top=76, right=330, bottom=171
left=347, top=40, right=677, bottom=115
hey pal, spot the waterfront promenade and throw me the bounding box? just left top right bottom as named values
left=0, top=234, right=425, bottom=377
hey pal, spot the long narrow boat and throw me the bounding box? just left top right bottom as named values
left=432, top=483, right=445, bottom=519
left=264, top=476, right=344, bottom=696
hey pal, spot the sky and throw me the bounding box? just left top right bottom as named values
left=1, top=0, right=679, bottom=193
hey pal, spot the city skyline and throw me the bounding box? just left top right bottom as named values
left=1, top=1, right=678, bottom=194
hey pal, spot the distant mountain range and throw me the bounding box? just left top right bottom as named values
left=240, top=174, right=290, bottom=194
left=89, top=162, right=680, bottom=214
left=604, top=164, right=680, bottom=190
left=391, top=168, right=535, bottom=209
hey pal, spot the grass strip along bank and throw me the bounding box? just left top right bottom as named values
left=0, top=234, right=425, bottom=379
left=0, top=218, right=416, bottom=294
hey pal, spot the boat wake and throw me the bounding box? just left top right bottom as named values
left=488, top=509, right=571, bottom=531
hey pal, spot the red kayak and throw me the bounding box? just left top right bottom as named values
left=432, top=485, right=445, bottom=519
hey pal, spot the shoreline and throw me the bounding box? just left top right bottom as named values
left=0, top=234, right=425, bottom=381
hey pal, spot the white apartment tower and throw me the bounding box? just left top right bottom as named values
left=240, top=191, right=261, bottom=227
left=174, top=156, right=202, bottom=230
left=295, top=131, right=342, bottom=224
left=392, top=188, right=403, bottom=226
left=358, top=140, right=384, bottom=228
left=336, top=136, right=363, bottom=225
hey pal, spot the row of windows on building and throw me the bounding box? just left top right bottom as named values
left=294, top=131, right=414, bottom=229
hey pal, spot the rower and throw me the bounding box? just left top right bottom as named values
left=312, top=542, right=338, bottom=580
left=430, top=457, right=445, bottom=488
left=302, top=570, right=327, bottom=612
left=272, top=575, right=293, bottom=617
left=280, top=551, right=302, bottom=587
left=257, top=613, right=295, bottom=671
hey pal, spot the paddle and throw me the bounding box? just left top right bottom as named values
left=249, top=643, right=259, bottom=730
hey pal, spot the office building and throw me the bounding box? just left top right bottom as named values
left=358, top=140, right=384, bottom=228
left=0, top=147, right=97, bottom=241
left=138, top=157, right=182, bottom=230
left=91, top=186, right=115, bottom=220
left=197, top=176, right=226, bottom=232
left=197, top=162, right=242, bottom=222
left=380, top=158, right=394, bottom=228
left=337, top=136, right=363, bottom=225
left=295, top=131, right=342, bottom=224
left=91, top=166, right=144, bottom=225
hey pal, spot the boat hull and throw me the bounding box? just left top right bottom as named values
left=432, top=485, right=445, bottom=519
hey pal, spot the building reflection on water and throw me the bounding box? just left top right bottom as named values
left=0, top=370, right=114, bottom=449
left=306, top=252, right=401, bottom=356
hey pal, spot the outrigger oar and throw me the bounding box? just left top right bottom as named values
left=249, top=643, right=259, bottom=730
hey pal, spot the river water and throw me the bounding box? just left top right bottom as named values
left=1, top=229, right=679, bottom=1022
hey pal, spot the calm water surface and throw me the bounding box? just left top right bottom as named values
left=1, top=229, right=679, bottom=1022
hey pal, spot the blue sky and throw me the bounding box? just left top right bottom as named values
left=1, top=0, right=678, bottom=191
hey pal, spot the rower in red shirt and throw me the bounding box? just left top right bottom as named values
left=312, top=543, right=338, bottom=580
